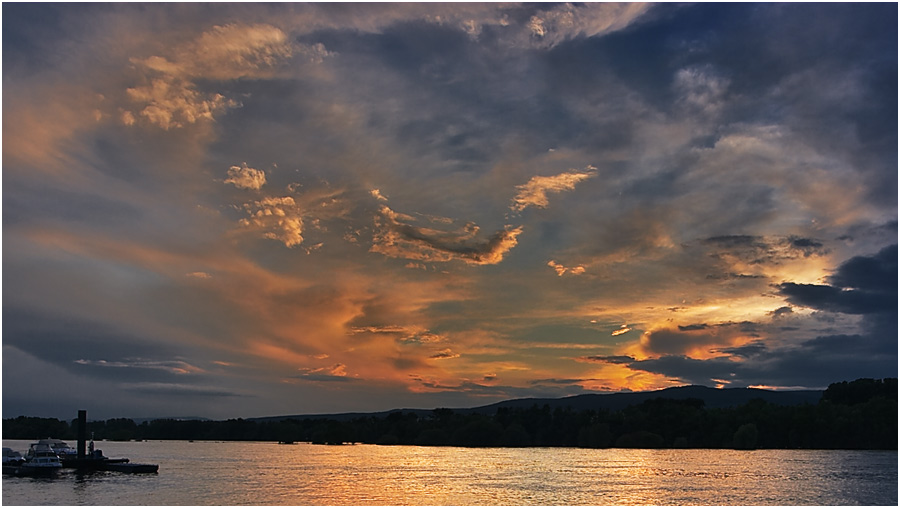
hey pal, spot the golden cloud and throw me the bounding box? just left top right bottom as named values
left=372, top=205, right=522, bottom=265
left=511, top=167, right=597, bottom=212
left=225, top=163, right=267, bottom=190
left=124, top=23, right=296, bottom=129
left=239, top=196, right=304, bottom=247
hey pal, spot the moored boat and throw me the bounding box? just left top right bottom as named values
left=12, top=442, right=63, bottom=475
left=2, top=448, right=26, bottom=475
left=37, top=438, right=78, bottom=461
left=2, top=447, right=24, bottom=466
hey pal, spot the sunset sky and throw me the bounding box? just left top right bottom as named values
left=3, top=3, right=897, bottom=420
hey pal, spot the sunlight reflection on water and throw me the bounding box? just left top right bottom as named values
left=2, top=440, right=897, bottom=505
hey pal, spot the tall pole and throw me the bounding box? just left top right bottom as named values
left=77, top=410, right=87, bottom=460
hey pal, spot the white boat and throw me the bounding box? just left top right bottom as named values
left=20, top=442, right=63, bottom=474
left=36, top=438, right=78, bottom=460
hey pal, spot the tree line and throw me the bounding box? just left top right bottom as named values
left=3, top=378, right=895, bottom=450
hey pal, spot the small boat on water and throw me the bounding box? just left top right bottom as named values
left=37, top=438, right=78, bottom=461
left=3, top=448, right=24, bottom=466
left=2, top=447, right=26, bottom=474
left=4, top=442, right=65, bottom=476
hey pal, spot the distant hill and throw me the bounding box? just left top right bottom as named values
left=251, top=385, right=823, bottom=422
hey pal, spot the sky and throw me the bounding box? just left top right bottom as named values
left=3, top=3, right=897, bottom=421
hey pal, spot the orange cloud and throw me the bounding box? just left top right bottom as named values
left=548, top=260, right=586, bottom=276
left=511, top=167, right=597, bottom=212
left=371, top=205, right=522, bottom=265
left=225, top=162, right=267, bottom=190
left=239, top=196, right=304, bottom=247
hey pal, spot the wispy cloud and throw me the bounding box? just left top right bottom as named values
left=74, top=358, right=204, bottom=375
left=123, top=23, right=295, bottom=129
left=525, top=3, right=652, bottom=48
left=372, top=205, right=522, bottom=265
left=511, top=167, right=598, bottom=212
left=294, top=363, right=354, bottom=382
left=430, top=349, right=460, bottom=360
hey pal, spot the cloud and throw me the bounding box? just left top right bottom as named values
left=121, top=382, right=241, bottom=397
left=703, top=234, right=828, bottom=264
left=636, top=326, right=746, bottom=357
left=584, top=245, right=898, bottom=388
left=349, top=325, right=447, bottom=345
left=239, top=196, right=304, bottom=247
left=430, top=349, right=460, bottom=360
left=74, top=358, right=204, bottom=375
left=124, top=23, right=297, bottom=129
left=769, top=306, right=793, bottom=318
left=511, top=167, right=598, bottom=212
left=579, top=355, right=634, bottom=365
left=350, top=325, right=410, bottom=335
left=548, top=260, right=586, bottom=276
left=124, top=78, right=238, bottom=130
left=580, top=326, right=897, bottom=388
left=400, top=332, right=447, bottom=345
left=225, top=163, right=267, bottom=190
left=173, top=23, right=294, bottom=79
left=372, top=205, right=522, bottom=265
left=828, top=243, right=897, bottom=292
left=294, top=363, right=354, bottom=382
left=525, top=3, right=652, bottom=48
left=778, top=244, right=898, bottom=314
left=674, top=65, right=730, bottom=115
left=611, top=326, right=632, bottom=337
left=712, top=341, right=769, bottom=359
left=3, top=3, right=895, bottom=417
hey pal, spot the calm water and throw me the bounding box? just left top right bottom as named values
left=2, top=439, right=897, bottom=505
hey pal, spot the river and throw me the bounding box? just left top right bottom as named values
left=2, top=440, right=897, bottom=505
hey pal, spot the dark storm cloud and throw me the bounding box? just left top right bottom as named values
left=769, top=306, right=793, bottom=318
left=778, top=283, right=895, bottom=315
left=778, top=244, right=898, bottom=314
left=4, top=308, right=162, bottom=365
left=583, top=330, right=897, bottom=388
left=3, top=307, right=205, bottom=385
left=580, top=354, right=741, bottom=386
left=640, top=328, right=716, bottom=356
left=712, top=341, right=769, bottom=359
left=828, top=244, right=898, bottom=292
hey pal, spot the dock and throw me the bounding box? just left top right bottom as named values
left=69, top=410, right=159, bottom=474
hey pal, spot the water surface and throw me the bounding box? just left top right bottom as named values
left=3, top=440, right=896, bottom=505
